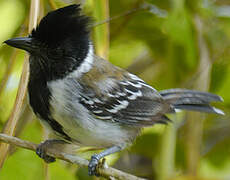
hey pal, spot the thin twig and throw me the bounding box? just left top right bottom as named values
left=0, top=49, right=18, bottom=97
left=0, top=22, right=27, bottom=99
left=0, top=133, right=146, bottom=180
left=91, top=3, right=144, bottom=28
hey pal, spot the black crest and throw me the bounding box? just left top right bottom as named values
left=31, top=4, right=90, bottom=47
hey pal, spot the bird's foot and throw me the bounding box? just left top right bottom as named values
left=88, top=154, right=101, bottom=176
left=36, top=140, right=57, bottom=163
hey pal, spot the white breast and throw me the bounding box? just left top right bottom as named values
left=47, top=77, right=138, bottom=148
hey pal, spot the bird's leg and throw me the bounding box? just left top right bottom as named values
left=36, top=139, right=67, bottom=163
left=88, top=145, right=123, bottom=176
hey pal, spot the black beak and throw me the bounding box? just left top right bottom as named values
left=4, top=37, right=35, bottom=52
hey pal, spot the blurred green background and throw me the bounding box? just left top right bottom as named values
left=0, top=0, right=230, bottom=179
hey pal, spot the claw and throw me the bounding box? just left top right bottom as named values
left=87, top=146, right=122, bottom=176
left=36, top=140, right=56, bottom=163
left=88, top=154, right=100, bottom=176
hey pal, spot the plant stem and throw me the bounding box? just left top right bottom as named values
left=0, top=0, right=40, bottom=168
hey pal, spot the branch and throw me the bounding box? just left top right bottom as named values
left=0, top=133, right=146, bottom=180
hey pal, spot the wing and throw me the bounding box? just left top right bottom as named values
left=77, top=57, right=173, bottom=126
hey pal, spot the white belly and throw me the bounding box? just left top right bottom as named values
left=47, top=78, right=139, bottom=148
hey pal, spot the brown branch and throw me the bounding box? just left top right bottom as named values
left=0, top=133, right=146, bottom=180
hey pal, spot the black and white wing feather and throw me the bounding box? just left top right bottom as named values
left=75, top=55, right=223, bottom=127
left=78, top=70, right=172, bottom=126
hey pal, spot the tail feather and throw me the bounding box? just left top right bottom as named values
left=160, top=89, right=223, bottom=103
left=173, top=104, right=224, bottom=115
left=159, top=88, right=224, bottom=115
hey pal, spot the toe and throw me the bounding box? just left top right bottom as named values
left=36, top=141, right=56, bottom=163
left=44, top=156, right=56, bottom=163
left=88, top=155, right=99, bottom=176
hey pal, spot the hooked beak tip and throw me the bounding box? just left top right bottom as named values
left=4, top=37, right=33, bottom=52
left=4, top=39, right=12, bottom=45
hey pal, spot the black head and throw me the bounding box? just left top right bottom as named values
left=4, top=4, right=91, bottom=80
left=31, top=4, right=90, bottom=49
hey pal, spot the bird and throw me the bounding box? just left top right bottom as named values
left=4, top=4, right=224, bottom=176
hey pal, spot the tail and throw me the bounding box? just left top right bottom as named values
left=159, top=89, right=224, bottom=115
